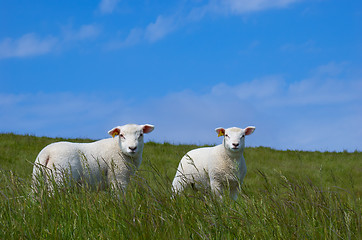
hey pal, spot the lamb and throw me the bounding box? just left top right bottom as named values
left=32, top=124, right=154, bottom=194
left=172, top=126, right=255, bottom=200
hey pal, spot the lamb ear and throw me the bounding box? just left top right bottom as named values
left=142, top=124, right=154, bottom=134
left=215, top=128, right=225, bottom=137
left=244, top=126, right=255, bottom=136
left=108, top=127, right=121, bottom=138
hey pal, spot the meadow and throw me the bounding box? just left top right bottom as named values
left=0, top=133, right=361, bottom=239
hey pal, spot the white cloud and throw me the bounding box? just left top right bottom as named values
left=0, top=92, right=126, bottom=138
left=280, top=40, right=321, bottom=53
left=285, top=62, right=361, bottom=106
left=106, top=0, right=302, bottom=49
left=223, top=0, right=300, bottom=14
left=286, top=79, right=355, bottom=105
left=212, top=75, right=286, bottom=100
left=0, top=33, right=58, bottom=59
left=62, top=24, right=101, bottom=41
left=313, top=61, right=348, bottom=77
left=106, top=28, right=143, bottom=49
left=1, top=62, right=360, bottom=152
left=0, top=24, right=101, bottom=59
left=140, top=68, right=360, bottom=151
left=0, top=93, right=26, bottom=106
left=107, top=15, right=178, bottom=49
left=188, top=0, right=301, bottom=19
left=0, top=0, right=304, bottom=57
left=145, top=15, right=178, bottom=42
left=98, top=0, right=120, bottom=14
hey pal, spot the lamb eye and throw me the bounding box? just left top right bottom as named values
left=225, top=134, right=229, bottom=138
left=120, top=134, right=125, bottom=139
left=139, top=133, right=143, bottom=138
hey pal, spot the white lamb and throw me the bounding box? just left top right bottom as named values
left=172, top=126, right=255, bottom=200
left=32, top=124, right=154, bottom=193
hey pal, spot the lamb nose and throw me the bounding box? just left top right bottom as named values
left=129, top=146, right=137, bottom=151
left=232, top=143, right=239, bottom=147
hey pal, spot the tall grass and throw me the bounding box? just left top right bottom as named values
left=0, top=134, right=361, bottom=239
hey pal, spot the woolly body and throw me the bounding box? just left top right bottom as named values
left=32, top=124, right=154, bottom=192
left=172, top=126, right=255, bottom=200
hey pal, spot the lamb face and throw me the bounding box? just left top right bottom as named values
left=108, top=124, right=154, bottom=157
left=216, top=126, right=255, bottom=153
left=224, top=127, right=245, bottom=153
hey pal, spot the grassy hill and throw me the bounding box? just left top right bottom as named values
left=0, top=133, right=361, bottom=239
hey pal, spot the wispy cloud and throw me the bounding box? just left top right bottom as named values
left=0, top=33, right=58, bottom=59
left=280, top=40, right=321, bottom=53
left=98, top=0, right=120, bottom=14
left=0, top=92, right=126, bottom=138
left=107, top=0, right=302, bottom=49
left=62, top=24, right=101, bottom=41
left=144, top=15, right=178, bottom=42
left=313, top=61, right=348, bottom=77
left=0, top=0, right=304, bottom=57
left=210, top=62, right=361, bottom=108
left=211, top=75, right=286, bottom=100
left=188, top=0, right=301, bottom=19
left=106, top=15, right=178, bottom=49
left=105, top=28, right=142, bottom=49
left=1, top=62, right=360, bottom=151
left=138, top=63, right=362, bottom=151
left=219, top=0, right=300, bottom=14
left=0, top=24, right=101, bottom=59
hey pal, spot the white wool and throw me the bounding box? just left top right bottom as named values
left=32, top=124, right=154, bottom=193
left=172, top=126, right=255, bottom=200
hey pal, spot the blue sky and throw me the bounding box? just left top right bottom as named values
left=1, top=0, right=361, bottom=152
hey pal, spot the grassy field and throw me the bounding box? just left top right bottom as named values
left=0, top=133, right=361, bottom=239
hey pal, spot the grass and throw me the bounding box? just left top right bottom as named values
left=0, top=133, right=361, bottom=239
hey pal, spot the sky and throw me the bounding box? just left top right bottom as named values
left=0, top=0, right=361, bottom=152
